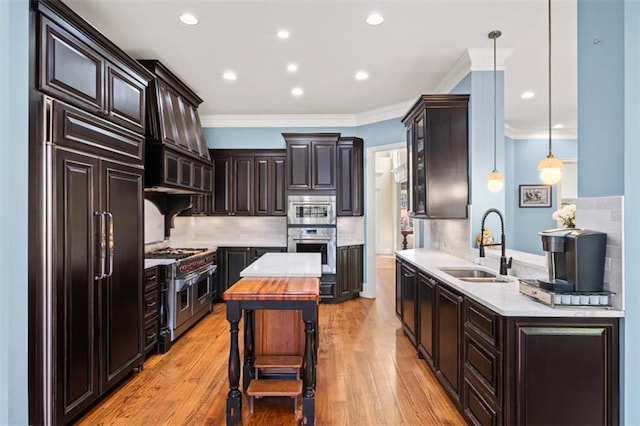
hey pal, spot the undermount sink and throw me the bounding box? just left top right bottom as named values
left=458, top=277, right=510, bottom=283
left=439, top=268, right=497, bottom=278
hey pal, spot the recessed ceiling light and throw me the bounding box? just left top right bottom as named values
left=287, top=63, right=298, bottom=73
left=553, top=123, right=564, bottom=129
left=179, top=13, right=198, bottom=26
left=366, top=13, right=384, bottom=26
left=291, top=87, right=304, bottom=97
left=277, top=29, right=290, bottom=39
left=222, top=71, right=237, bottom=81
left=355, top=71, right=369, bottom=80
left=521, top=91, right=535, bottom=99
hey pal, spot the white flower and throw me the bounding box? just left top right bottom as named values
left=552, top=204, right=576, bottom=228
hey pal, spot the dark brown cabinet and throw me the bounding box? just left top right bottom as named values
left=217, top=247, right=287, bottom=297
left=283, top=133, right=339, bottom=193
left=337, top=137, right=364, bottom=216
left=436, top=284, right=463, bottom=404
left=143, top=267, right=160, bottom=355
left=37, top=10, right=148, bottom=135
left=210, top=150, right=286, bottom=216
left=53, top=143, right=144, bottom=425
left=395, top=258, right=402, bottom=318
left=402, top=95, right=469, bottom=219
left=140, top=60, right=212, bottom=194
left=400, top=262, right=418, bottom=346
left=417, top=272, right=436, bottom=368
left=336, top=245, right=363, bottom=302
left=395, top=257, right=620, bottom=426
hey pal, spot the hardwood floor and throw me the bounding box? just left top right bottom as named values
left=76, top=255, right=465, bottom=425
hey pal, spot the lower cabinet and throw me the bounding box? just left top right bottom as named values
left=335, top=244, right=363, bottom=302
left=395, top=257, right=620, bottom=426
left=143, top=266, right=160, bottom=355
left=400, top=262, right=417, bottom=346
left=217, top=246, right=287, bottom=297
left=435, top=283, right=463, bottom=404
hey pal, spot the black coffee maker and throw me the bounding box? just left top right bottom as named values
left=538, top=228, right=607, bottom=292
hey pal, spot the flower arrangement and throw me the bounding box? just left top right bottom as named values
left=553, top=204, right=576, bottom=228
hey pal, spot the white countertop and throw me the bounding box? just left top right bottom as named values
left=396, top=249, right=624, bottom=318
left=240, top=253, right=322, bottom=278
left=144, top=259, right=176, bottom=269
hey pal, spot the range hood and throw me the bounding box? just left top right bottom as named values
left=139, top=60, right=212, bottom=195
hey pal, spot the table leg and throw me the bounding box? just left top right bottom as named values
left=302, top=305, right=317, bottom=425
left=243, top=309, right=255, bottom=390
left=226, top=302, right=242, bottom=425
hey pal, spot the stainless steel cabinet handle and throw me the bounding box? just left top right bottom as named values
left=105, top=211, right=114, bottom=278
left=94, top=212, right=106, bottom=280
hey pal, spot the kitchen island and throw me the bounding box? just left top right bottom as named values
left=223, top=253, right=321, bottom=425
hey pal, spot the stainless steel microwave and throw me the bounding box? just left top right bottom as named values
left=287, top=195, right=336, bottom=226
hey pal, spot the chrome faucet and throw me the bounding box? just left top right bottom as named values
left=479, top=208, right=512, bottom=275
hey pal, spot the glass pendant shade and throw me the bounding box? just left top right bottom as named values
left=487, top=170, right=504, bottom=192
left=537, top=154, right=563, bottom=185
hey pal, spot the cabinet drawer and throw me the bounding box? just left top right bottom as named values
left=144, top=319, right=159, bottom=354
left=145, top=267, right=158, bottom=290
left=463, top=377, right=501, bottom=426
left=465, top=299, right=502, bottom=349
left=144, top=289, right=159, bottom=321
left=463, top=333, right=502, bottom=401
left=320, top=283, right=336, bottom=299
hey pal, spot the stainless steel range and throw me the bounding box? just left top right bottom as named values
left=145, top=248, right=216, bottom=342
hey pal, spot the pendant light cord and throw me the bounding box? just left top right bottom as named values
left=548, top=0, right=552, bottom=157
left=493, top=33, right=497, bottom=171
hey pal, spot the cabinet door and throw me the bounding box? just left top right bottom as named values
left=179, top=158, right=192, bottom=187
left=212, top=157, right=232, bottom=214
left=412, top=112, right=427, bottom=216
left=401, top=263, right=417, bottom=346
left=164, top=151, right=179, bottom=185
left=425, top=105, right=468, bottom=218
left=101, top=161, right=144, bottom=390
left=348, top=245, right=363, bottom=293
left=221, top=248, right=251, bottom=290
left=337, top=140, right=364, bottom=216
left=395, top=259, right=402, bottom=318
left=287, top=141, right=311, bottom=190
left=252, top=246, right=287, bottom=262
left=510, top=320, right=618, bottom=426
left=312, top=141, right=336, bottom=190
left=271, top=156, right=287, bottom=215
left=254, top=157, right=270, bottom=215
left=418, top=273, right=436, bottom=368
left=233, top=156, right=254, bottom=215
left=157, top=83, right=180, bottom=146
left=338, top=246, right=350, bottom=295
left=54, top=149, right=101, bottom=423
left=105, top=62, right=146, bottom=133
left=436, top=284, right=463, bottom=402
left=39, top=16, right=104, bottom=115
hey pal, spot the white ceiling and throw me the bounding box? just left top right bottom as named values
left=64, top=0, right=577, bottom=137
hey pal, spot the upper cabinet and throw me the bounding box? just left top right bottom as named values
left=36, top=3, right=151, bottom=135
left=402, top=95, right=470, bottom=219
left=210, top=149, right=286, bottom=216
left=283, top=133, right=339, bottom=193
left=139, top=60, right=212, bottom=194
left=337, top=137, right=364, bottom=216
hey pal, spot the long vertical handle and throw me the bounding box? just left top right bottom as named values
left=105, top=211, right=114, bottom=278
left=94, top=212, right=106, bottom=280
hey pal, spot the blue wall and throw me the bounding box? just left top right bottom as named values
left=623, top=0, right=640, bottom=423
left=0, top=0, right=29, bottom=423
left=578, top=0, right=625, bottom=197
left=510, top=139, right=578, bottom=254
left=203, top=118, right=406, bottom=150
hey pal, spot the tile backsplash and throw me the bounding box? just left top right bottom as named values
left=170, top=216, right=287, bottom=248
left=144, top=200, right=165, bottom=244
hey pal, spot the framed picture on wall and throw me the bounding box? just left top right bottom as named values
left=519, top=184, right=552, bottom=208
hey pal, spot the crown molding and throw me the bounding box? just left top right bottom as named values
left=353, top=99, right=415, bottom=125
left=200, top=114, right=357, bottom=128
left=434, top=47, right=513, bottom=93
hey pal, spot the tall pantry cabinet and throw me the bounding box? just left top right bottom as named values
left=30, top=1, right=153, bottom=424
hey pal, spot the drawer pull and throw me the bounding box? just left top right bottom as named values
left=146, top=332, right=157, bottom=340
left=146, top=274, right=157, bottom=282
left=146, top=301, right=157, bottom=308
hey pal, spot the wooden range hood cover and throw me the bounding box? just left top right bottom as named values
left=139, top=60, right=213, bottom=196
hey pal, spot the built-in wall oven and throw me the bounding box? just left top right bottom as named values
left=287, top=227, right=337, bottom=274
left=287, top=195, right=337, bottom=274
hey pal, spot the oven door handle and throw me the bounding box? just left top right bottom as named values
left=175, top=264, right=216, bottom=292
left=291, top=238, right=333, bottom=242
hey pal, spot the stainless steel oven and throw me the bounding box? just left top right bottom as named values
left=173, top=263, right=216, bottom=339
left=287, top=195, right=336, bottom=226
left=287, top=227, right=336, bottom=274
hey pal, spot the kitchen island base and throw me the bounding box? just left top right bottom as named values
left=223, top=276, right=319, bottom=426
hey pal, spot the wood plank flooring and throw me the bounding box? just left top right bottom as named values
left=76, top=255, right=465, bottom=425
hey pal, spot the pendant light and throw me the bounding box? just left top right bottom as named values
left=487, top=30, right=504, bottom=192
left=538, top=0, right=563, bottom=185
